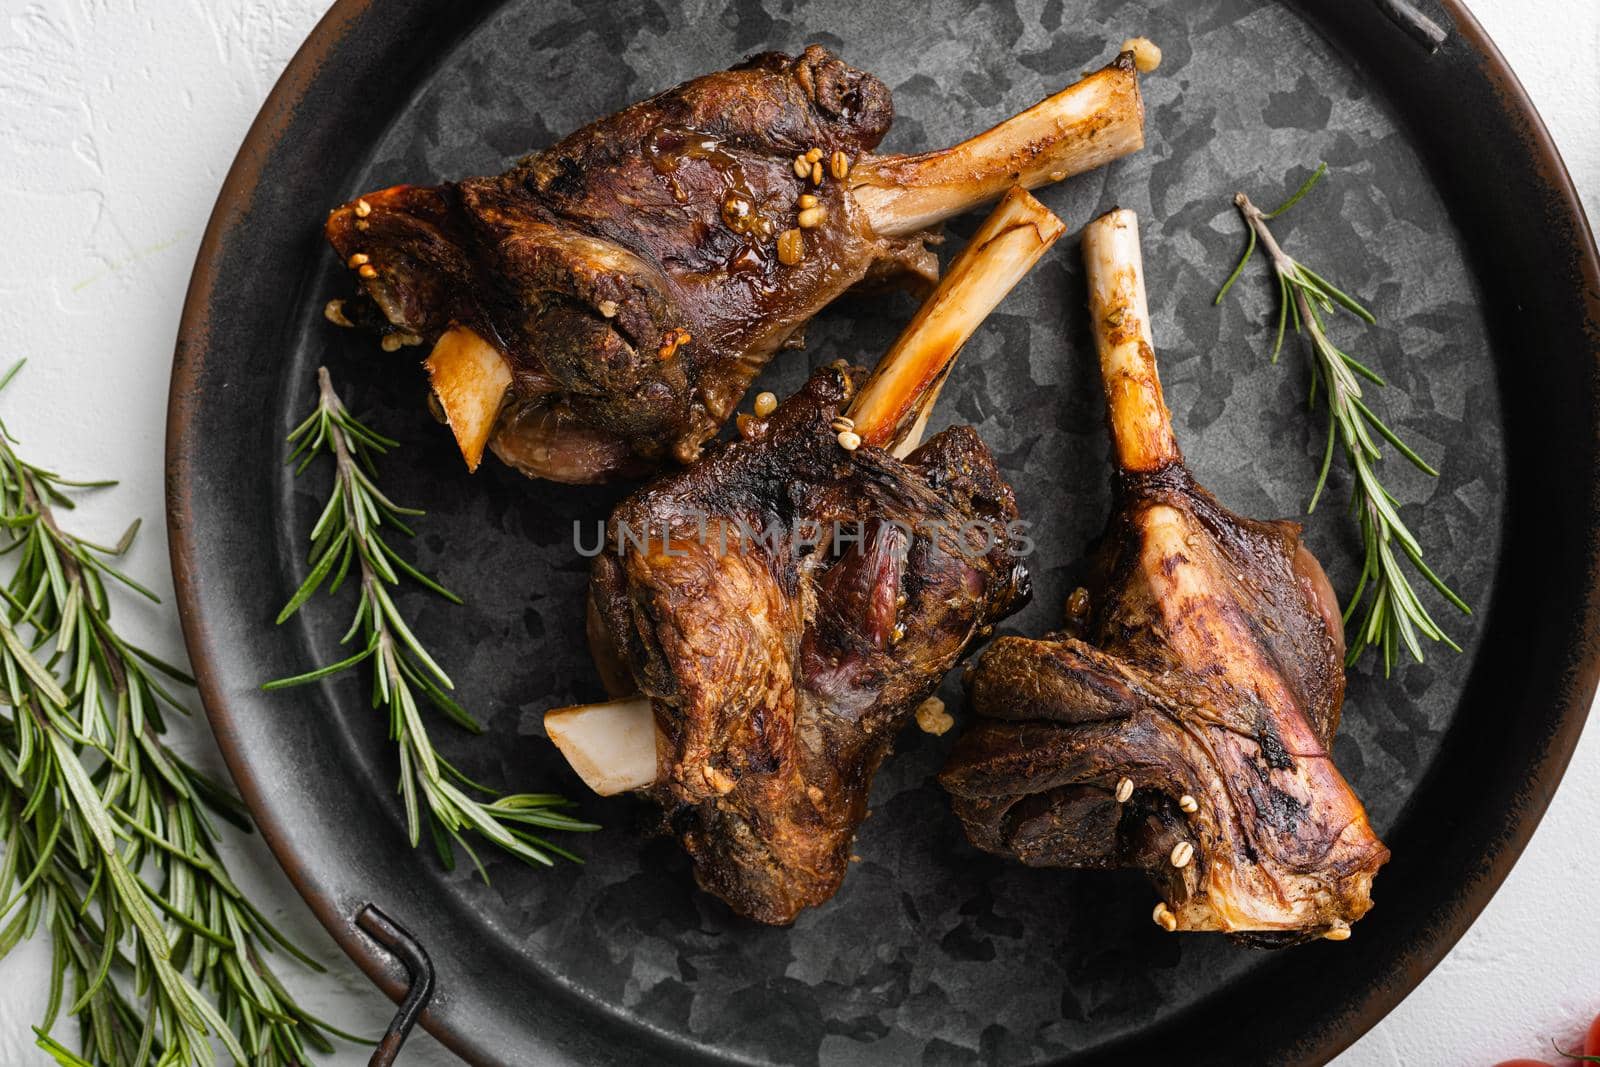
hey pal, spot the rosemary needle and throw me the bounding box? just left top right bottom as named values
left=267, top=367, right=596, bottom=877
left=1217, top=165, right=1470, bottom=674
left=0, top=360, right=359, bottom=1065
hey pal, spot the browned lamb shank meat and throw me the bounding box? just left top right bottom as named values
left=940, top=209, right=1389, bottom=943
left=546, top=190, right=1061, bottom=922
left=322, top=46, right=1145, bottom=482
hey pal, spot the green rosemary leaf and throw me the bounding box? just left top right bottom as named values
left=1214, top=219, right=1256, bottom=305
left=491, top=791, right=586, bottom=809
left=44, top=730, right=168, bottom=959
left=38, top=536, right=71, bottom=607
left=492, top=804, right=602, bottom=833
left=381, top=509, right=419, bottom=540
left=426, top=800, right=456, bottom=869
left=359, top=533, right=401, bottom=586
left=274, top=527, right=349, bottom=624
left=1333, top=346, right=1387, bottom=387
left=180, top=969, right=249, bottom=1065
left=1297, top=261, right=1376, bottom=323
left=1264, top=161, right=1328, bottom=218
left=339, top=597, right=370, bottom=646
left=507, top=829, right=586, bottom=866
left=285, top=410, right=322, bottom=450
left=170, top=755, right=252, bottom=830
left=46, top=478, right=118, bottom=492
left=120, top=644, right=195, bottom=687
left=1349, top=395, right=1439, bottom=476
left=1308, top=411, right=1338, bottom=514
left=448, top=825, right=490, bottom=882
left=221, top=908, right=270, bottom=1009
left=3, top=625, right=70, bottom=708
left=393, top=671, right=439, bottom=782
left=34, top=1028, right=94, bottom=1067
left=70, top=920, right=123, bottom=1015
left=435, top=752, right=495, bottom=794
left=397, top=744, right=422, bottom=847
left=0, top=360, right=28, bottom=396
left=1271, top=271, right=1289, bottom=363
left=326, top=536, right=355, bottom=597
left=370, top=584, right=451, bottom=687
left=306, top=483, right=344, bottom=545
left=348, top=464, right=420, bottom=518
left=398, top=656, right=480, bottom=733
left=1398, top=538, right=1474, bottom=616
left=376, top=536, right=463, bottom=604
left=345, top=421, right=401, bottom=453
left=259, top=646, right=374, bottom=690
left=9, top=814, right=63, bottom=913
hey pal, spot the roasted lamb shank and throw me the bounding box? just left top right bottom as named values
left=940, top=209, right=1389, bottom=943
left=545, top=190, right=1062, bottom=922
left=322, top=45, right=1145, bottom=483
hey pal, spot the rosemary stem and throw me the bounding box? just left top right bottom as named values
left=1234, top=192, right=1297, bottom=277
left=269, top=367, right=596, bottom=876
left=1220, top=176, right=1467, bottom=673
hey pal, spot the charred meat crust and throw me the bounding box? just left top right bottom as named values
left=325, top=46, right=935, bottom=482
left=588, top=364, right=1029, bottom=923
left=1107, top=461, right=1346, bottom=741
left=941, top=458, right=1386, bottom=942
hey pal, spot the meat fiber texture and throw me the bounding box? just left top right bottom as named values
left=943, top=461, right=1388, bottom=943
left=587, top=364, right=1029, bottom=923
left=325, top=47, right=935, bottom=484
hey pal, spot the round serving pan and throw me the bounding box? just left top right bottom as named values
left=168, top=0, right=1600, bottom=1063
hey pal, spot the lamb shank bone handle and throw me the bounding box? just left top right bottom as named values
left=852, top=54, right=1145, bottom=237
left=1082, top=207, right=1179, bottom=473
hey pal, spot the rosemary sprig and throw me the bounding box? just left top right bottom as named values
left=0, top=360, right=358, bottom=1065
left=266, top=367, right=595, bottom=877
left=1217, top=164, right=1470, bottom=674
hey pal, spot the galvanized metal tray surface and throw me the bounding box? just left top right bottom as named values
left=167, top=1, right=1600, bottom=1063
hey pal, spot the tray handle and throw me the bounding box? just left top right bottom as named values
left=1373, top=0, right=1450, bottom=51
left=356, top=904, right=436, bottom=1067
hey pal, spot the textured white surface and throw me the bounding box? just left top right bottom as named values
left=0, top=1, right=1595, bottom=1064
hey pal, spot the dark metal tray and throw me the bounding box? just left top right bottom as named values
left=167, top=1, right=1600, bottom=1063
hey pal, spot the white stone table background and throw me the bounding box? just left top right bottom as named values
left=1, top=1, right=1596, bottom=1063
